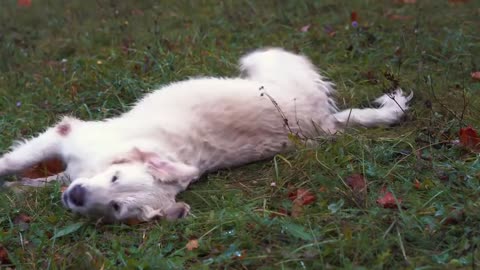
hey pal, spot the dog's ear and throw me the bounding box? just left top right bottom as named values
left=113, top=148, right=199, bottom=185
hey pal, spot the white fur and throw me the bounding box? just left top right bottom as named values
left=0, top=48, right=412, bottom=222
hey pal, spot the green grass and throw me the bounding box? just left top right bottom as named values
left=1, top=0, right=480, bottom=269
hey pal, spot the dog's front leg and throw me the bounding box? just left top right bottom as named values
left=4, top=172, right=70, bottom=187
left=0, top=121, right=69, bottom=177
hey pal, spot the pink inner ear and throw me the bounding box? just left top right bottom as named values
left=147, top=157, right=175, bottom=173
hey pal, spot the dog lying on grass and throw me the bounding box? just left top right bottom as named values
left=0, top=48, right=413, bottom=222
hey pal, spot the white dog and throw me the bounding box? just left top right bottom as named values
left=0, top=48, right=412, bottom=222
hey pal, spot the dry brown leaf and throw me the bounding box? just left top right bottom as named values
left=125, top=218, right=142, bottom=226
left=0, top=245, right=11, bottom=265
left=70, top=84, right=79, bottom=99
left=288, top=188, right=316, bottom=205
left=14, top=213, right=32, bottom=224
left=20, top=158, right=65, bottom=179
left=346, top=174, right=366, bottom=193
left=388, top=14, right=413, bottom=21
left=394, top=0, right=416, bottom=3
left=186, top=239, right=199, bottom=251
left=291, top=203, right=304, bottom=218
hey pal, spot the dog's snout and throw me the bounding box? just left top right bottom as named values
left=69, top=184, right=86, bottom=207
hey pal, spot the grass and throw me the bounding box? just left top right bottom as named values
left=1, top=0, right=480, bottom=269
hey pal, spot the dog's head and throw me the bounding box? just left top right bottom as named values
left=62, top=148, right=198, bottom=222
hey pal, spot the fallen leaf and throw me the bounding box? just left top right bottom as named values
left=323, top=25, right=336, bottom=37
left=60, top=186, right=68, bottom=193
left=471, top=71, right=480, bottom=81
left=414, top=179, right=421, bottom=190
left=376, top=187, right=402, bottom=208
left=0, top=245, right=11, bottom=265
left=21, top=158, right=65, bottom=179
left=394, top=0, right=416, bottom=3
left=186, top=239, right=199, bottom=251
left=125, top=218, right=142, bottom=226
left=389, top=14, right=413, bottom=21
left=131, top=9, right=144, bottom=16
left=300, top=24, right=311, bottom=32
left=14, top=213, right=32, bottom=224
left=350, top=11, right=358, bottom=22
left=362, top=70, right=379, bottom=84
left=346, top=174, right=366, bottom=192
left=70, top=84, right=79, bottom=99
left=459, top=126, right=480, bottom=151
left=288, top=188, right=316, bottom=205
left=443, top=208, right=464, bottom=225
left=17, top=0, right=31, bottom=7
left=291, top=203, right=304, bottom=218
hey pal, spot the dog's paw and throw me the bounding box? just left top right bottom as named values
left=164, top=202, right=191, bottom=221
left=375, top=89, right=413, bottom=110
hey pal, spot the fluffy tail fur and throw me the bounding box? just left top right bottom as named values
left=239, top=47, right=413, bottom=130
left=333, top=89, right=413, bottom=127
left=239, top=47, right=337, bottom=113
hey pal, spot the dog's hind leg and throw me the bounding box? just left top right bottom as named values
left=0, top=117, right=73, bottom=177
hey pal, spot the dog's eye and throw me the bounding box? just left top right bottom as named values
left=111, top=175, right=118, bottom=183
left=111, top=201, right=120, bottom=212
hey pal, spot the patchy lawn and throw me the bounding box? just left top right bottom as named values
left=1, top=0, right=480, bottom=269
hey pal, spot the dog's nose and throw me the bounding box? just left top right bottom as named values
left=69, top=185, right=86, bottom=207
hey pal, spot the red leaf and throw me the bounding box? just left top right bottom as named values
left=14, top=213, right=32, bottom=224
left=288, top=188, right=316, bottom=205
left=443, top=209, right=464, bottom=225
left=376, top=187, right=402, bottom=208
left=414, top=179, right=421, bottom=190
left=346, top=174, right=366, bottom=192
left=17, top=0, right=31, bottom=7
left=459, top=126, right=480, bottom=150
left=350, top=11, right=358, bottom=22
left=471, top=71, right=480, bottom=81
left=20, top=158, right=65, bottom=179
left=0, top=246, right=11, bottom=265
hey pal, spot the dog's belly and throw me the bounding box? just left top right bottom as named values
left=175, top=94, right=333, bottom=173
left=119, top=77, right=335, bottom=173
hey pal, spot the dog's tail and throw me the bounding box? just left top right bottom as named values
left=333, top=89, right=413, bottom=128
left=239, top=47, right=335, bottom=96
left=239, top=47, right=413, bottom=130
